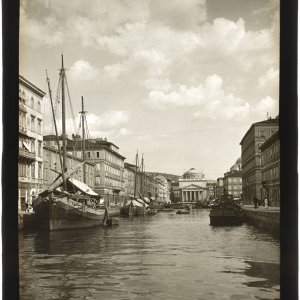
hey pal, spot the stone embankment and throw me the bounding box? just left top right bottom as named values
left=242, top=205, right=280, bottom=234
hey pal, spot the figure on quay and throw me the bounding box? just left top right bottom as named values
left=264, top=196, right=269, bottom=208
left=253, top=196, right=258, bottom=209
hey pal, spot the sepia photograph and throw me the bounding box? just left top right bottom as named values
left=2, top=0, right=296, bottom=299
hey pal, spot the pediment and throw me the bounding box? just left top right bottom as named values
left=182, top=184, right=205, bottom=190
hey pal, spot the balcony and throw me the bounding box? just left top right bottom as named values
left=19, top=149, right=36, bottom=162
left=19, top=125, right=27, bottom=135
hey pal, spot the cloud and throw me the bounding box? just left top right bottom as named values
left=86, top=111, right=129, bottom=130
left=69, top=60, right=99, bottom=81
left=193, top=94, right=250, bottom=121
left=143, top=74, right=252, bottom=120
left=258, top=68, right=279, bottom=87
left=253, top=96, right=278, bottom=118
left=20, top=7, right=64, bottom=47
left=149, top=0, right=207, bottom=29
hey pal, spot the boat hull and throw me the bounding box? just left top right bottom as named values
left=209, top=207, right=243, bottom=226
left=34, top=197, right=117, bottom=231
left=120, top=205, right=147, bottom=217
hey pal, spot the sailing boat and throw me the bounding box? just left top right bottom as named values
left=120, top=151, right=148, bottom=216
left=33, top=55, right=110, bottom=230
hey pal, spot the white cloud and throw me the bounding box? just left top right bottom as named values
left=193, top=94, right=250, bottom=121
left=143, top=74, right=224, bottom=109
left=69, top=60, right=99, bottom=81
left=20, top=7, right=64, bottom=47
left=101, top=63, right=126, bottom=80
left=253, top=96, right=278, bottom=118
left=86, top=111, right=129, bottom=130
left=119, top=128, right=133, bottom=136
left=143, top=74, right=251, bottom=120
left=258, top=68, right=279, bottom=87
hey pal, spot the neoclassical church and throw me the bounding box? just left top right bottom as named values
left=178, top=168, right=207, bottom=202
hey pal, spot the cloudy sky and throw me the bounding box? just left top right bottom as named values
left=19, top=0, right=279, bottom=179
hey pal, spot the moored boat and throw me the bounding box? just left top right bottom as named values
left=33, top=55, right=115, bottom=231
left=120, top=198, right=147, bottom=216
left=209, top=200, right=243, bottom=226
left=176, top=209, right=190, bottom=215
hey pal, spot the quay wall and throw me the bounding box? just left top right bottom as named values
left=242, top=207, right=280, bottom=234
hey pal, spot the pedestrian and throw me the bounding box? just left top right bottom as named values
left=253, top=196, right=258, bottom=209
left=264, top=197, right=268, bottom=208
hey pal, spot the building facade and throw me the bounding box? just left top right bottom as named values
left=18, top=76, right=45, bottom=212
left=260, top=130, right=280, bottom=206
left=206, top=180, right=217, bottom=200
left=240, top=117, right=279, bottom=204
left=223, top=158, right=243, bottom=200
left=67, top=137, right=126, bottom=204
left=216, top=177, right=224, bottom=199
left=154, top=175, right=170, bottom=203
left=223, top=170, right=242, bottom=199
left=44, top=135, right=126, bottom=204
left=178, top=168, right=207, bottom=202
left=43, top=145, right=95, bottom=189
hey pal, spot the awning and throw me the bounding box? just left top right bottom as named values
left=68, top=178, right=98, bottom=196
left=143, top=197, right=151, bottom=204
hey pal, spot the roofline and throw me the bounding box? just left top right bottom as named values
left=19, top=75, right=46, bottom=97
left=239, top=118, right=279, bottom=145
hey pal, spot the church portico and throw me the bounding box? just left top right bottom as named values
left=178, top=168, right=208, bottom=202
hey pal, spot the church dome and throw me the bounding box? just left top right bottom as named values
left=182, top=168, right=204, bottom=179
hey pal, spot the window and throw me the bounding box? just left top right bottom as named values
left=87, top=152, right=90, bottom=158
left=96, top=152, right=100, bottom=158
left=96, top=163, right=100, bottom=171
left=38, top=141, right=42, bottom=157
left=38, top=162, right=42, bottom=179
left=95, top=177, right=100, bottom=186
left=30, top=97, right=34, bottom=109
left=37, top=101, right=41, bottom=112
left=31, top=116, right=35, bottom=131
left=31, top=140, right=35, bottom=153
left=31, top=163, right=35, bottom=178
left=37, top=119, right=42, bottom=134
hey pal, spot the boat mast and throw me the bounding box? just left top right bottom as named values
left=46, top=70, right=66, bottom=188
left=60, top=54, right=67, bottom=189
left=80, top=96, right=87, bottom=184
left=141, top=154, right=144, bottom=196
left=134, top=151, right=138, bottom=198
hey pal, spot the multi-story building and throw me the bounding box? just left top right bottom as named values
left=124, top=163, right=135, bottom=198
left=43, top=143, right=95, bottom=189
left=44, top=135, right=126, bottom=204
left=223, top=158, right=243, bottom=200
left=240, top=117, right=279, bottom=204
left=154, top=175, right=170, bottom=203
left=260, top=130, right=280, bottom=206
left=206, top=180, right=217, bottom=200
left=178, top=168, right=207, bottom=202
left=170, top=181, right=180, bottom=202
left=18, top=75, right=45, bottom=212
left=66, top=137, right=126, bottom=204
left=216, top=177, right=224, bottom=199
left=223, top=170, right=242, bottom=199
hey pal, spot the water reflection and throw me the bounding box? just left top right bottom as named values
left=19, top=210, right=280, bottom=300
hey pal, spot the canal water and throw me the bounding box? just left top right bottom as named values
left=19, top=209, right=280, bottom=300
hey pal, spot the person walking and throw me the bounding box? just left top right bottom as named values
left=264, top=196, right=269, bottom=208
left=253, top=196, right=258, bottom=209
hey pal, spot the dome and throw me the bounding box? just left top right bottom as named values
left=230, top=157, right=242, bottom=171
left=235, top=157, right=241, bottom=164
left=182, top=168, right=204, bottom=179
